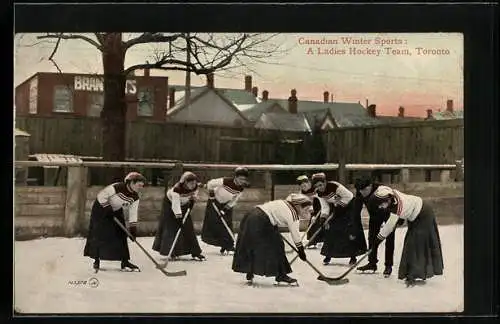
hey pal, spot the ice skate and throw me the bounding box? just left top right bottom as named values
left=383, top=265, right=392, bottom=277
left=93, top=258, right=100, bottom=273
left=192, top=254, right=206, bottom=261
left=274, top=274, right=299, bottom=286
left=357, top=262, right=377, bottom=273
left=246, top=273, right=254, bottom=285
left=349, top=257, right=357, bottom=265
left=121, top=260, right=140, bottom=272
left=323, top=256, right=331, bottom=265
left=405, top=276, right=416, bottom=287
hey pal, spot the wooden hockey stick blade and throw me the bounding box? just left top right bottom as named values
left=317, top=275, right=349, bottom=285
left=112, top=217, right=187, bottom=277
left=160, top=268, right=187, bottom=277
left=327, top=248, right=373, bottom=281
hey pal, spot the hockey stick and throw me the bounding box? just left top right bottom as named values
left=211, top=202, right=236, bottom=242
left=156, top=207, right=192, bottom=270
left=330, top=248, right=373, bottom=280
left=289, top=213, right=335, bottom=265
left=281, top=235, right=349, bottom=285
left=113, top=217, right=187, bottom=277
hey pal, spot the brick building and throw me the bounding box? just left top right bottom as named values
left=15, top=70, right=169, bottom=121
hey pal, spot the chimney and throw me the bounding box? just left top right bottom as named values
left=426, top=109, right=433, bottom=119
left=169, top=88, right=176, bottom=109
left=367, top=104, right=376, bottom=117
left=262, top=90, right=269, bottom=101
left=446, top=99, right=453, bottom=112
left=323, top=91, right=329, bottom=103
left=144, top=68, right=150, bottom=77
left=244, top=75, right=252, bottom=92
left=398, top=106, right=405, bottom=117
left=288, top=89, right=298, bottom=114
left=252, top=86, right=258, bottom=97
left=206, top=73, right=214, bottom=89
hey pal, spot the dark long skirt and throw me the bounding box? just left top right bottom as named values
left=306, top=197, right=324, bottom=245
left=83, top=200, right=130, bottom=261
left=232, top=208, right=292, bottom=277
left=398, top=202, right=444, bottom=280
left=152, top=199, right=202, bottom=257
left=321, top=200, right=368, bottom=258
left=201, top=200, right=235, bottom=249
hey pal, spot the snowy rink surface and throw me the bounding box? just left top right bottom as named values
left=14, top=225, right=463, bottom=314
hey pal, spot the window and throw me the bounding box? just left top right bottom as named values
left=53, top=86, right=73, bottom=113
left=29, top=77, right=38, bottom=114
left=137, top=87, right=154, bottom=117
left=88, top=93, right=104, bottom=117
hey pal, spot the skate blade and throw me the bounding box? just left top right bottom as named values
left=273, top=281, right=299, bottom=287
left=356, top=270, right=377, bottom=274
left=121, top=268, right=141, bottom=272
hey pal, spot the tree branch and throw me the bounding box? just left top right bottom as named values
left=123, top=32, right=183, bottom=50
left=38, top=33, right=103, bottom=51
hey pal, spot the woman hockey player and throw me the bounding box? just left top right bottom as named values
left=296, top=175, right=323, bottom=248
left=354, top=175, right=401, bottom=277
left=368, top=185, right=444, bottom=287
left=83, top=172, right=146, bottom=273
left=232, top=193, right=313, bottom=286
left=152, top=171, right=206, bottom=261
left=311, top=173, right=367, bottom=266
left=201, top=167, right=250, bottom=255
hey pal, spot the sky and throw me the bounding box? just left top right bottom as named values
left=14, top=33, right=463, bottom=117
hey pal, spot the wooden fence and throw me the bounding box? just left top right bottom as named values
left=14, top=160, right=464, bottom=240
left=15, top=116, right=463, bottom=165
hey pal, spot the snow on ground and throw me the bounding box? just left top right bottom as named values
left=14, top=225, right=463, bottom=314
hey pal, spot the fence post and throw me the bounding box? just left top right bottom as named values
left=400, top=168, right=410, bottom=184
left=264, top=171, right=274, bottom=200
left=440, top=170, right=451, bottom=183
left=455, top=159, right=464, bottom=181
left=338, top=157, right=346, bottom=184
left=64, top=166, right=88, bottom=237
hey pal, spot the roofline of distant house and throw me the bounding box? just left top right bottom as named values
left=167, top=86, right=251, bottom=123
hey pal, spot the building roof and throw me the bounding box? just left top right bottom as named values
left=170, top=85, right=259, bottom=106
left=255, top=112, right=312, bottom=133
left=377, top=116, right=425, bottom=123
left=166, top=86, right=251, bottom=122
left=240, top=100, right=287, bottom=121
left=431, top=110, right=463, bottom=120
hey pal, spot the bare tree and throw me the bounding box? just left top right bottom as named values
left=34, top=32, right=288, bottom=182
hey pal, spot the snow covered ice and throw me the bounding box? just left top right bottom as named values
left=14, top=225, right=463, bottom=313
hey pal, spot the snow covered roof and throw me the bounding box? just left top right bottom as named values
left=30, top=154, right=83, bottom=169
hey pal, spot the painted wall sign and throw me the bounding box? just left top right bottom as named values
left=74, top=75, right=137, bottom=95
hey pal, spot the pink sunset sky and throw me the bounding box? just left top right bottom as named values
left=14, top=33, right=463, bottom=117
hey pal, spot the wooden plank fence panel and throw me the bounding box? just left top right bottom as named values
left=16, top=116, right=463, bottom=165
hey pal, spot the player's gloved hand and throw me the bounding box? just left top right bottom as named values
left=128, top=223, right=137, bottom=241
left=297, top=245, right=307, bottom=261
left=221, top=205, right=231, bottom=216
left=208, top=190, right=215, bottom=200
